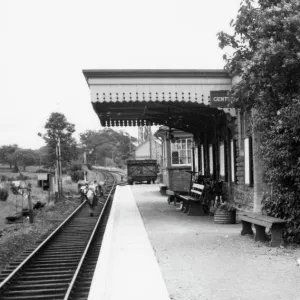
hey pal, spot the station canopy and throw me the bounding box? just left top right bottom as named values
left=83, top=69, right=235, bottom=134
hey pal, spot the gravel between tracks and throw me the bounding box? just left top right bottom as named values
left=132, top=185, right=300, bottom=300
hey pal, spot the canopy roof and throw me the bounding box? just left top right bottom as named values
left=83, top=69, right=234, bottom=134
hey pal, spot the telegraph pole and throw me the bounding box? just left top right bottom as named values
left=58, top=137, right=62, bottom=197
left=55, top=141, right=60, bottom=201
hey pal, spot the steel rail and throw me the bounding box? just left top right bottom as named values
left=63, top=178, right=117, bottom=300
left=0, top=199, right=87, bottom=290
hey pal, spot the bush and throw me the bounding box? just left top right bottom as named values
left=3, top=176, right=15, bottom=182
left=258, top=100, right=300, bottom=243
left=70, top=164, right=82, bottom=172
left=16, top=173, right=29, bottom=181
left=262, top=190, right=300, bottom=244
left=70, top=170, right=84, bottom=183
left=12, top=165, right=19, bottom=173
left=64, top=179, right=73, bottom=185
left=0, top=188, right=9, bottom=201
left=35, top=169, right=48, bottom=173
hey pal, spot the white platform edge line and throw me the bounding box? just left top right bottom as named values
left=126, top=186, right=171, bottom=299
left=88, top=186, right=117, bottom=300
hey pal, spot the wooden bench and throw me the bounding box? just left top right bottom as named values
left=239, top=211, right=286, bottom=247
left=177, top=183, right=206, bottom=216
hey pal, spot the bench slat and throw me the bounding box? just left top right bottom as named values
left=178, top=195, right=201, bottom=202
left=192, top=183, right=205, bottom=189
left=178, top=183, right=204, bottom=201
left=190, top=189, right=202, bottom=195
left=239, top=213, right=286, bottom=228
left=240, top=212, right=286, bottom=223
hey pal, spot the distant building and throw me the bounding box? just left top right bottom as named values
left=134, top=135, right=161, bottom=161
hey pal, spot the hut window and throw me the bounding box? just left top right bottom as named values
left=244, top=137, right=253, bottom=185
left=219, top=142, right=225, bottom=178
left=162, top=141, right=167, bottom=167
left=209, top=144, right=214, bottom=175
left=201, top=145, right=205, bottom=175
left=194, top=145, right=199, bottom=173
left=171, top=138, right=192, bottom=165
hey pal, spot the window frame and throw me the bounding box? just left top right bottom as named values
left=230, top=139, right=236, bottom=183
left=209, top=144, right=214, bottom=176
left=244, top=136, right=253, bottom=186
left=219, top=141, right=226, bottom=179
left=200, top=144, right=205, bottom=175
left=171, top=137, right=192, bottom=166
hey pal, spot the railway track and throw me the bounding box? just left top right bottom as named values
left=0, top=169, right=117, bottom=300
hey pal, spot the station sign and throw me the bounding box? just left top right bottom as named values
left=210, top=90, right=235, bottom=108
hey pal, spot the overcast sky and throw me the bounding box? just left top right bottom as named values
left=1, top=0, right=241, bottom=150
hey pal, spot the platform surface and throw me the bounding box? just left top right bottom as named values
left=89, top=184, right=300, bottom=300
left=88, top=185, right=170, bottom=300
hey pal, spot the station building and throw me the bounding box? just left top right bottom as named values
left=83, top=69, right=264, bottom=212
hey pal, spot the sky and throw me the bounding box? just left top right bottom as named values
left=0, top=0, right=241, bottom=150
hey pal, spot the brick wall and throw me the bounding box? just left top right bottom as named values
left=233, top=156, right=254, bottom=211
left=232, top=111, right=254, bottom=211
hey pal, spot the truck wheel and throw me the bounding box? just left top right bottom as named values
left=147, top=181, right=150, bottom=184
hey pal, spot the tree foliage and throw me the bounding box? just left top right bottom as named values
left=218, top=0, right=300, bottom=242
left=11, top=149, right=36, bottom=171
left=43, top=112, right=78, bottom=167
left=80, top=128, right=137, bottom=167
left=0, top=145, right=18, bottom=168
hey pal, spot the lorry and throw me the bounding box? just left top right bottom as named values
left=127, top=159, right=158, bottom=185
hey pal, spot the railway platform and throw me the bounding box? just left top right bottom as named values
left=88, top=184, right=170, bottom=300
left=89, top=183, right=300, bottom=300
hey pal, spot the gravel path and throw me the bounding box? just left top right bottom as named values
left=131, top=185, right=300, bottom=300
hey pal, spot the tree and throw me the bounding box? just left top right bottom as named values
left=34, top=146, right=50, bottom=167
left=11, top=149, right=36, bottom=171
left=79, top=128, right=136, bottom=167
left=0, top=145, right=18, bottom=168
left=43, top=112, right=78, bottom=167
left=218, top=0, right=300, bottom=242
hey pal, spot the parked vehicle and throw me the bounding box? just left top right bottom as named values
left=127, top=160, right=158, bottom=185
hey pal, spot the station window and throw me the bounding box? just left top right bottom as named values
left=171, top=138, right=192, bottom=165
left=162, top=141, right=167, bottom=167
left=230, top=139, right=236, bottom=183
left=209, top=144, right=214, bottom=175
left=244, top=137, right=253, bottom=185
left=219, top=141, right=226, bottom=179
left=194, top=145, right=199, bottom=173
left=200, top=144, right=205, bottom=175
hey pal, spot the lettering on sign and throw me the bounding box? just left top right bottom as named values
left=210, top=90, right=235, bottom=108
